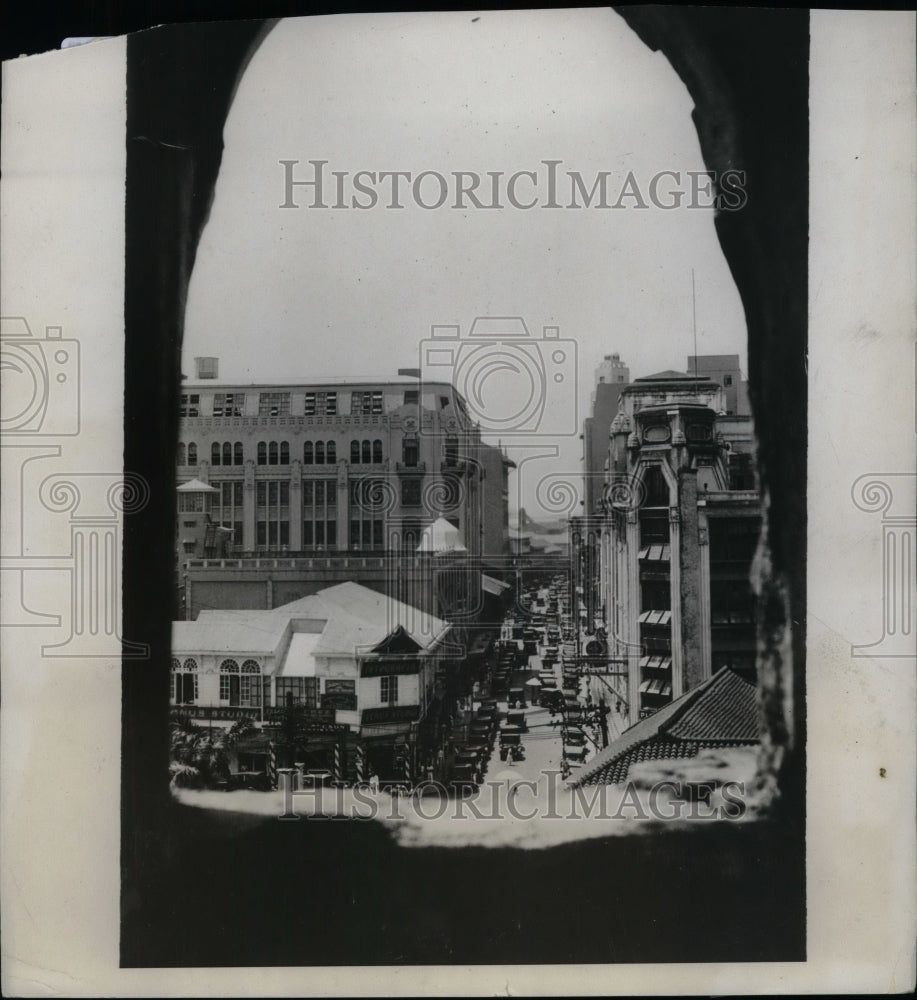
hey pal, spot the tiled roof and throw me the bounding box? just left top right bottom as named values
left=582, top=736, right=752, bottom=786
left=667, top=666, right=758, bottom=742
left=571, top=667, right=759, bottom=787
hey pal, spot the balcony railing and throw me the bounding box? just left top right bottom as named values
left=185, top=555, right=389, bottom=570
left=180, top=413, right=393, bottom=429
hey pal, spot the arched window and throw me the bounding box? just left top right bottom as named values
left=304, top=441, right=313, bottom=464
left=220, top=658, right=241, bottom=705
left=361, top=440, right=371, bottom=464
left=257, top=442, right=267, bottom=465
left=372, top=439, right=382, bottom=463
left=280, top=441, right=290, bottom=465
left=326, top=441, right=336, bottom=464
left=234, top=442, right=243, bottom=465
left=316, top=441, right=325, bottom=464
left=178, top=443, right=186, bottom=465
left=211, top=443, right=220, bottom=465
left=172, top=657, right=198, bottom=704
left=187, top=443, right=197, bottom=465
left=222, top=442, right=232, bottom=466
left=350, top=441, right=360, bottom=463
left=241, top=659, right=261, bottom=707
left=268, top=442, right=279, bottom=465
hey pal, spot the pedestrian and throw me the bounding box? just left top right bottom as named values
left=369, top=770, right=379, bottom=795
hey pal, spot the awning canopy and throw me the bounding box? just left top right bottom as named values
left=639, top=677, right=673, bottom=696
left=639, top=655, right=673, bottom=671
left=639, top=609, right=672, bottom=626
left=482, top=574, right=511, bottom=596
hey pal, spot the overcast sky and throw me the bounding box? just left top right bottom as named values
left=183, top=8, right=747, bottom=519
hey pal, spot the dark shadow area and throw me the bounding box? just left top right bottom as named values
left=123, top=806, right=804, bottom=966
left=120, top=7, right=807, bottom=966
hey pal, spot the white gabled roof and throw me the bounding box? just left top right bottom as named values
left=416, top=517, right=467, bottom=553
left=172, top=581, right=450, bottom=665
left=176, top=478, right=218, bottom=493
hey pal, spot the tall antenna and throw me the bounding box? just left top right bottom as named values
left=691, top=269, right=699, bottom=394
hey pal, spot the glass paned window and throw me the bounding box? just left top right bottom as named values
left=259, top=392, right=291, bottom=417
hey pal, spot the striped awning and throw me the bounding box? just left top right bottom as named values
left=639, top=655, right=672, bottom=671
left=639, top=678, right=673, bottom=696
left=639, top=609, right=672, bottom=626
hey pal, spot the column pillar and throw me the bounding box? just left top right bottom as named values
left=678, top=468, right=704, bottom=693
left=38, top=472, right=149, bottom=657
left=243, top=460, right=256, bottom=551
left=625, top=508, right=641, bottom=726
left=698, top=503, right=712, bottom=681
left=851, top=474, right=916, bottom=656
left=289, top=459, right=302, bottom=551
left=668, top=505, right=683, bottom=699
left=337, top=461, right=348, bottom=550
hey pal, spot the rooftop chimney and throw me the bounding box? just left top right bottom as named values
left=194, top=357, right=219, bottom=379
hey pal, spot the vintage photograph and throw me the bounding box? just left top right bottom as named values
left=2, top=5, right=914, bottom=995
left=124, top=7, right=806, bottom=968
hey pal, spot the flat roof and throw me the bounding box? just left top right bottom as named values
left=179, top=379, right=459, bottom=392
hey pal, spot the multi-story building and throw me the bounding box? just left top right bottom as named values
left=583, top=353, right=631, bottom=518
left=578, top=358, right=760, bottom=726
left=175, top=363, right=513, bottom=621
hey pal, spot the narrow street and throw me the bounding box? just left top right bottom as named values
left=466, top=579, right=630, bottom=790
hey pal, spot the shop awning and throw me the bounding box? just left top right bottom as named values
left=279, top=632, right=320, bottom=677
left=482, top=574, right=511, bottom=596
left=639, top=609, right=672, bottom=626
left=639, top=655, right=673, bottom=671
left=640, top=677, right=673, bottom=697
left=638, top=544, right=671, bottom=562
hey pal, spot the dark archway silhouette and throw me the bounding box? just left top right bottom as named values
left=122, top=9, right=807, bottom=966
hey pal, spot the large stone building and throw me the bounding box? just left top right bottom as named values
left=572, top=355, right=760, bottom=725
left=175, top=364, right=514, bottom=620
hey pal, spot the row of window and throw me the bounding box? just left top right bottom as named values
left=181, top=439, right=389, bottom=467
left=180, top=389, right=427, bottom=419
left=169, top=657, right=399, bottom=707
left=182, top=435, right=466, bottom=469
left=214, top=518, right=424, bottom=552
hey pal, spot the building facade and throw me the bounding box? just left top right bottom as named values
left=576, top=358, right=760, bottom=727
left=176, top=370, right=513, bottom=619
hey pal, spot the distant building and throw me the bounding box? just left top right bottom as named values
left=687, top=353, right=750, bottom=417
left=583, top=353, right=631, bottom=518
left=572, top=356, right=760, bottom=727
left=176, top=371, right=513, bottom=619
